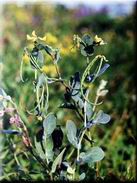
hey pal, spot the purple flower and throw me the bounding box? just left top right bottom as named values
left=9, top=114, right=21, bottom=125
left=9, top=116, right=16, bottom=124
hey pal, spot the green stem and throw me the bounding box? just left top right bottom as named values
left=81, top=55, right=103, bottom=106
left=54, top=62, right=61, bottom=79
left=34, top=69, right=37, bottom=80
left=45, top=77, right=49, bottom=114
left=20, top=61, right=25, bottom=82
left=77, top=128, right=86, bottom=161
left=67, top=148, right=75, bottom=160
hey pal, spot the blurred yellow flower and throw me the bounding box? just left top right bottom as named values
left=41, top=65, right=56, bottom=76
left=22, top=53, right=30, bottom=63
left=27, top=43, right=34, bottom=50
left=45, top=32, right=57, bottom=44
left=32, top=30, right=37, bottom=37
left=61, top=47, right=69, bottom=56
left=83, top=83, right=93, bottom=88
left=27, top=31, right=37, bottom=42
left=41, top=65, right=47, bottom=73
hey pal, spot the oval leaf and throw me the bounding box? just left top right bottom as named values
left=80, top=146, right=105, bottom=163
left=93, top=110, right=111, bottom=124
left=79, top=172, right=86, bottom=180
left=66, top=120, right=78, bottom=148
left=43, top=113, right=56, bottom=137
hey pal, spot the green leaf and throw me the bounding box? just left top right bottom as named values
left=67, top=166, right=75, bottom=174
left=79, top=172, right=86, bottom=180
left=43, top=113, right=56, bottom=137
left=85, top=102, right=93, bottom=121
left=93, top=110, right=111, bottom=124
left=79, top=146, right=105, bottom=163
left=66, top=120, right=78, bottom=148
left=43, top=136, right=54, bottom=161
left=34, top=137, right=45, bottom=159
left=80, top=48, right=88, bottom=57
left=51, top=147, right=66, bottom=173
left=71, top=94, right=84, bottom=109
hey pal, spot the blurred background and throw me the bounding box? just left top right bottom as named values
left=0, top=0, right=136, bottom=180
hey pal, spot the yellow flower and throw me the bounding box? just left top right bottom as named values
left=94, top=35, right=102, bottom=43
left=45, top=32, right=57, bottom=44
left=22, top=53, right=30, bottom=63
left=26, top=30, right=37, bottom=42
left=37, top=116, right=43, bottom=121
left=41, top=65, right=56, bottom=76
left=83, top=83, right=93, bottom=88
left=94, top=35, right=105, bottom=45
left=61, top=47, right=68, bottom=56
left=41, top=65, right=47, bottom=73
left=27, top=43, right=34, bottom=50
left=38, top=35, right=47, bottom=42
left=32, top=30, right=37, bottom=37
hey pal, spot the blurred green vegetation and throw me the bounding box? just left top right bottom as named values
left=1, top=3, right=136, bottom=181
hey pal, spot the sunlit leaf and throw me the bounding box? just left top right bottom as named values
left=67, top=166, right=75, bottom=174
left=51, top=147, right=66, bottom=173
